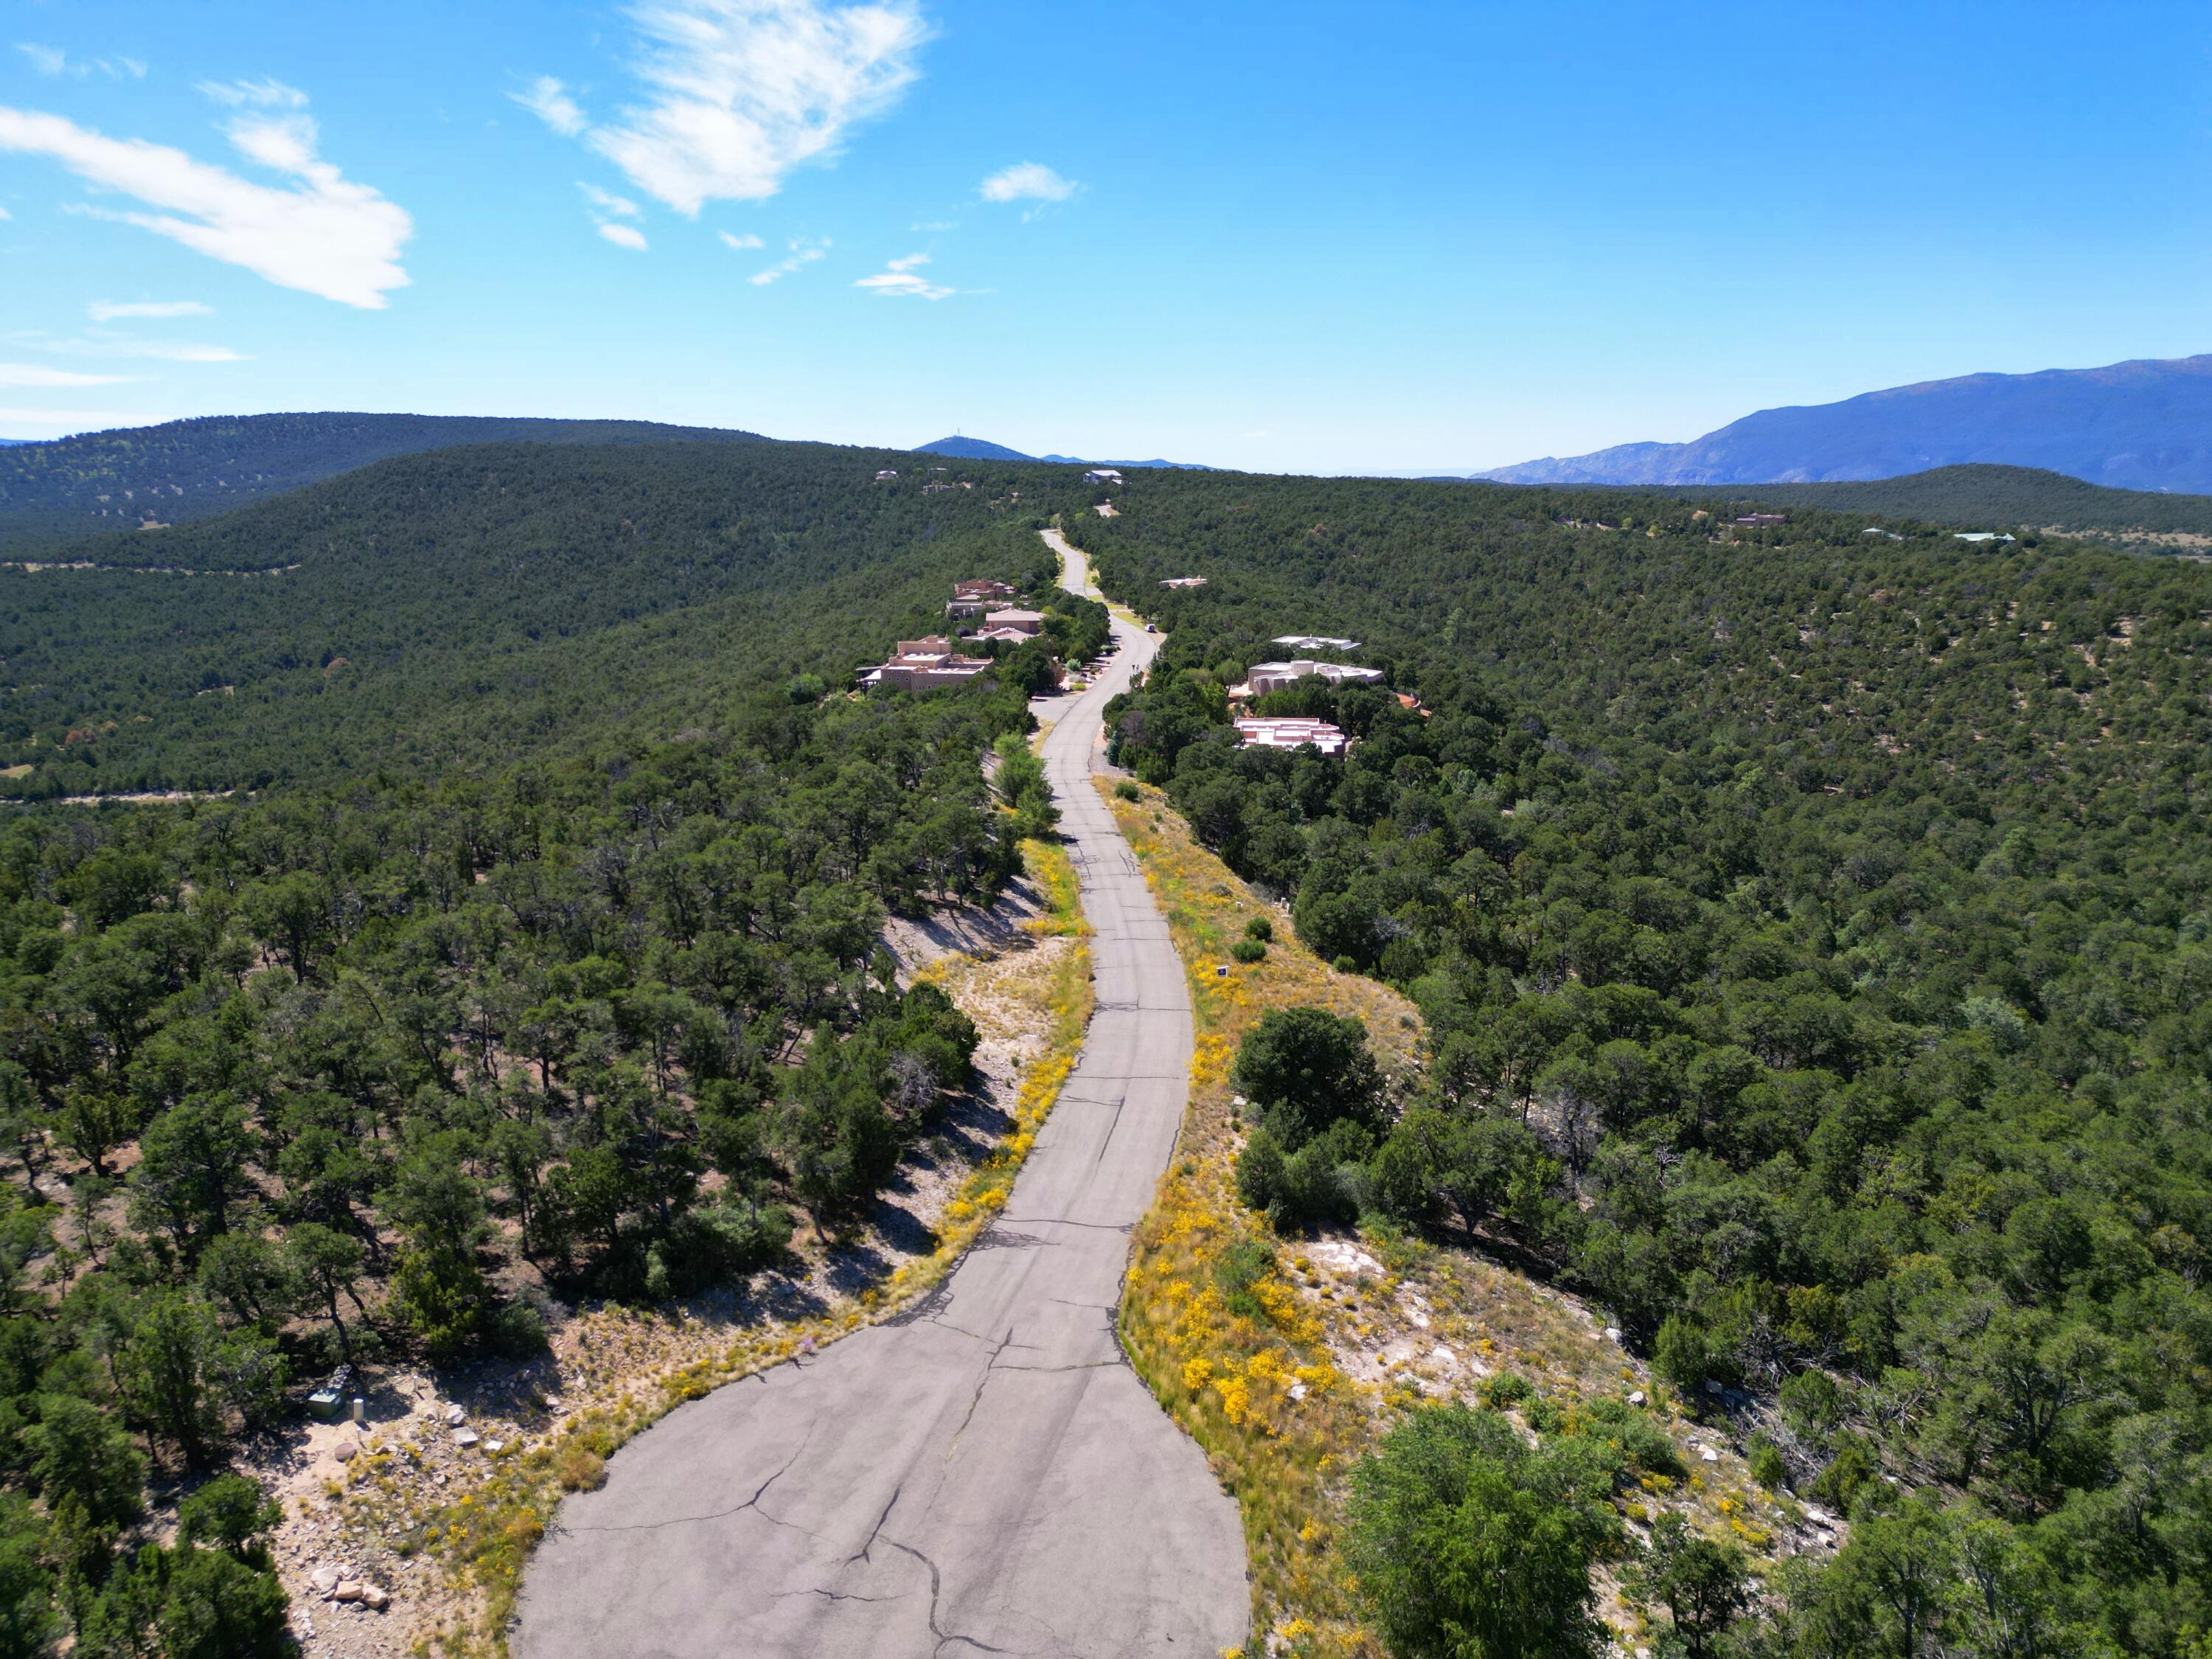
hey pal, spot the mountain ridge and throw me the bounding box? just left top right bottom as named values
left=913, top=435, right=1209, bottom=470
left=1478, top=353, right=2212, bottom=492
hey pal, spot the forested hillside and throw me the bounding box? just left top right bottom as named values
left=1651, top=463, right=2212, bottom=548
left=1068, top=470, right=2212, bottom=1655
left=0, top=433, right=1119, bottom=1652
left=0, top=439, right=1045, bottom=796
left=0, top=413, right=765, bottom=549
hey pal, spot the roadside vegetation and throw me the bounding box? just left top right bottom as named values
left=1077, top=472, right=2212, bottom=1657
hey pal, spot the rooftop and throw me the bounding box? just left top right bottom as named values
left=1234, top=717, right=1347, bottom=755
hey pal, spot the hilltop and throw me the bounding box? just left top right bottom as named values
left=1479, top=352, right=2212, bottom=492
left=0, top=411, right=766, bottom=548
left=1655, top=462, right=2212, bottom=549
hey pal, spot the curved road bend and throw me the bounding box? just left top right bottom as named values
left=512, top=531, right=1247, bottom=1659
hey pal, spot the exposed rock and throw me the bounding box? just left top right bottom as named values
left=334, top=1441, right=357, bottom=1462
left=309, top=1565, right=340, bottom=1595
left=332, top=1580, right=365, bottom=1602
left=364, top=1585, right=391, bottom=1610
left=1628, top=1389, right=1646, bottom=1405
left=444, top=1404, right=466, bottom=1427
left=453, top=1428, right=481, bottom=1448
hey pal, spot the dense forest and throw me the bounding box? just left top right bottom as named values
left=0, top=435, right=1112, bottom=1652
left=0, top=414, right=767, bottom=549
left=1630, top=464, right=2212, bottom=546
left=0, top=439, right=1065, bottom=796
left=1071, top=470, right=2212, bottom=1655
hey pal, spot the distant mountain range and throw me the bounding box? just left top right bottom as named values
left=1475, top=354, right=2212, bottom=493
left=914, top=436, right=1208, bottom=470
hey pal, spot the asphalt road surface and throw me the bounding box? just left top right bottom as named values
left=512, top=532, right=1248, bottom=1658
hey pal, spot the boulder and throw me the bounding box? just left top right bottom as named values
left=363, top=1586, right=391, bottom=1611
left=309, top=1565, right=340, bottom=1596
left=332, top=1581, right=365, bottom=1603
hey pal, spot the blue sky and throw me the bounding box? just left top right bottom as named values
left=1, top=0, right=2208, bottom=472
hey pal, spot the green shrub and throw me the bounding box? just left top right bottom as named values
left=1214, top=1237, right=1276, bottom=1322
left=1244, top=916, right=1274, bottom=942
left=1114, top=779, right=1140, bottom=801
left=1231, top=937, right=1266, bottom=963
left=1481, top=1371, right=1534, bottom=1410
left=1748, top=1434, right=1789, bottom=1491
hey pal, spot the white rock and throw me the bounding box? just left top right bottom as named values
left=1430, top=1346, right=1455, bottom=1366
left=444, top=1405, right=466, bottom=1427
left=1699, top=1445, right=1720, bottom=1463
left=454, top=1428, right=481, bottom=1447
left=1604, top=1326, right=1623, bottom=1343
left=1288, top=1382, right=1308, bottom=1402
left=363, top=1585, right=390, bottom=1611
left=1628, top=1389, right=1646, bottom=1405
left=309, top=1565, right=340, bottom=1595
left=485, top=1439, right=507, bottom=1453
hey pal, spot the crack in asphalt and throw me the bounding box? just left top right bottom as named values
left=562, top=1425, right=814, bottom=1537
left=846, top=1482, right=902, bottom=1565
left=946, top=1327, right=1017, bottom=1455
left=997, top=1217, right=1132, bottom=1232
left=885, top=1538, right=1021, bottom=1658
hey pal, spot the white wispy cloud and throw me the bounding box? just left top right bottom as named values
left=910, top=218, right=953, bottom=232
left=0, top=364, right=134, bottom=388
left=88, top=299, right=212, bottom=321
left=17, top=331, right=248, bottom=363
left=980, top=161, right=1077, bottom=205
left=855, top=249, right=948, bottom=299
left=524, top=0, right=927, bottom=219
left=513, top=75, right=587, bottom=137
left=0, top=204, right=10, bottom=220
left=579, top=181, right=642, bottom=219
left=718, top=229, right=763, bottom=249
left=196, top=77, right=307, bottom=109
left=18, top=45, right=145, bottom=80
left=577, top=181, right=647, bottom=247
left=750, top=234, right=828, bottom=285
left=0, top=97, right=412, bottom=307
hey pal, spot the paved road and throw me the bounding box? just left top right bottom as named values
left=512, top=533, right=1247, bottom=1659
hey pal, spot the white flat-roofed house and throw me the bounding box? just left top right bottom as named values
left=984, top=608, right=1046, bottom=636
left=1161, top=576, right=1208, bottom=588
left=1241, top=659, right=1386, bottom=696
left=1234, top=717, right=1347, bottom=756
left=875, top=470, right=899, bottom=481
left=1273, top=634, right=1360, bottom=652
left=1083, top=468, right=1123, bottom=484
left=973, top=626, right=1036, bottom=644
left=862, top=649, right=993, bottom=691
